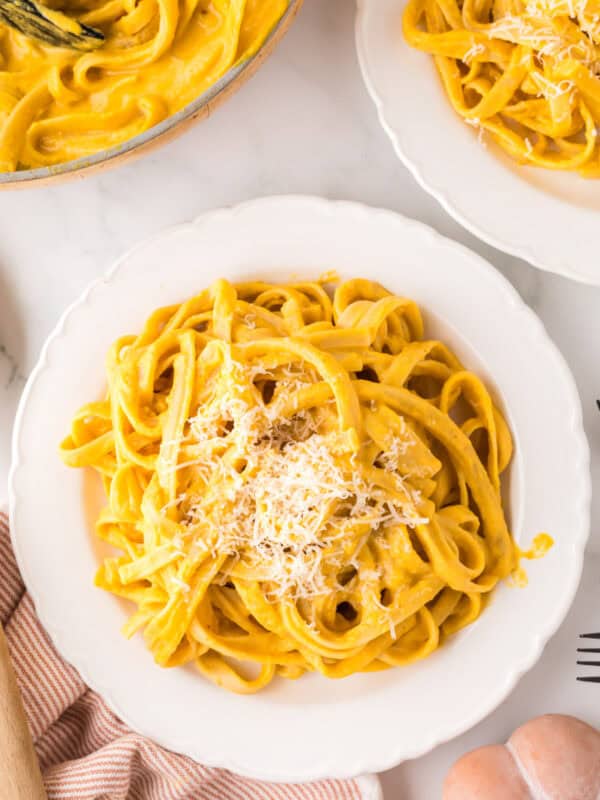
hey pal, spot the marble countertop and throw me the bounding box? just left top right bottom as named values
left=0, top=1, right=598, bottom=796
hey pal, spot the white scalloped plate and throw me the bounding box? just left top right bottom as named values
left=9, top=196, right=590, bottom=782
left=356, top=0, right=600, bottom=286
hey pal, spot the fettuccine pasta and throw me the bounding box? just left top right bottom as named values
left=403, top=0, right=600, bottom=174
left=0, top=0, right=286, bottom=171
left=61, top=276, right=526, bottom=694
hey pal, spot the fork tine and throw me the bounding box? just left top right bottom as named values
left=580, top=633, right=600, bottom=639
left=577, top=676, right=600, bottom=683
left=577, top=660, right=600, bottom=667
left=578, top=648, right=600, bottom=654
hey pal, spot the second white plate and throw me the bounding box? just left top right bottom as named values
left=356, top=0, right=600, bottom=286
left=10, top=196, right=590, bottom=781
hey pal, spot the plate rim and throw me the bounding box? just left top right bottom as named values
left=355, top=0, right=600, bottom=287
left=8, top=195, right=591, bottom=781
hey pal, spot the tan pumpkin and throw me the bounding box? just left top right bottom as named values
left=443, top=715, right=600, bottom=800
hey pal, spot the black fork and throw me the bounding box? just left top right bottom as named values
left=577, top=633, right=600, bottom=683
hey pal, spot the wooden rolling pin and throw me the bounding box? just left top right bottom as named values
left=0, top=624, right=46, bottom=800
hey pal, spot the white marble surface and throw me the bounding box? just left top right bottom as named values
left=0, top=1, right=598, bottom=796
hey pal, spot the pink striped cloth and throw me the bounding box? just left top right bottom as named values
left=0, top=511, right=380, bottom=800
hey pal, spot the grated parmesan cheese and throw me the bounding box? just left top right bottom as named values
left=463, top=42, right=486, bottom=63
left=162, top=354, right=428, bottom=601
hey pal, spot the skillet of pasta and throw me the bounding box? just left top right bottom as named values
left=0, top=0, right=286, bottom=172
left=403, top=0, right=600, bottom=175
left=60, top=276, right=536, bottom=694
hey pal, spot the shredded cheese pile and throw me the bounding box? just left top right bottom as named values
left=167, top=356, right=426, bottom=600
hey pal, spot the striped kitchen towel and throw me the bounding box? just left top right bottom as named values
left=0, top=512, right=381, bottom=800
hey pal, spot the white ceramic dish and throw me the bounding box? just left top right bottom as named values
left=356, top=0, right=600, bottom=286
left=0, top=0, right=301, bottom=189
left=9, top=196, right=590, bottom=781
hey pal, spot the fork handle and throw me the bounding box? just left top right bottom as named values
left=0, top=624, right=47, bottom=800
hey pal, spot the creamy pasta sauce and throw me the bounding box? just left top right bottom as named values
left=0, top=0, right=286, bottom=170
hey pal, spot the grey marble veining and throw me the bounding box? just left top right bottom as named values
left=0, top=339, right=24, bottom=484
left=0, top=343, right=24, bottom=390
